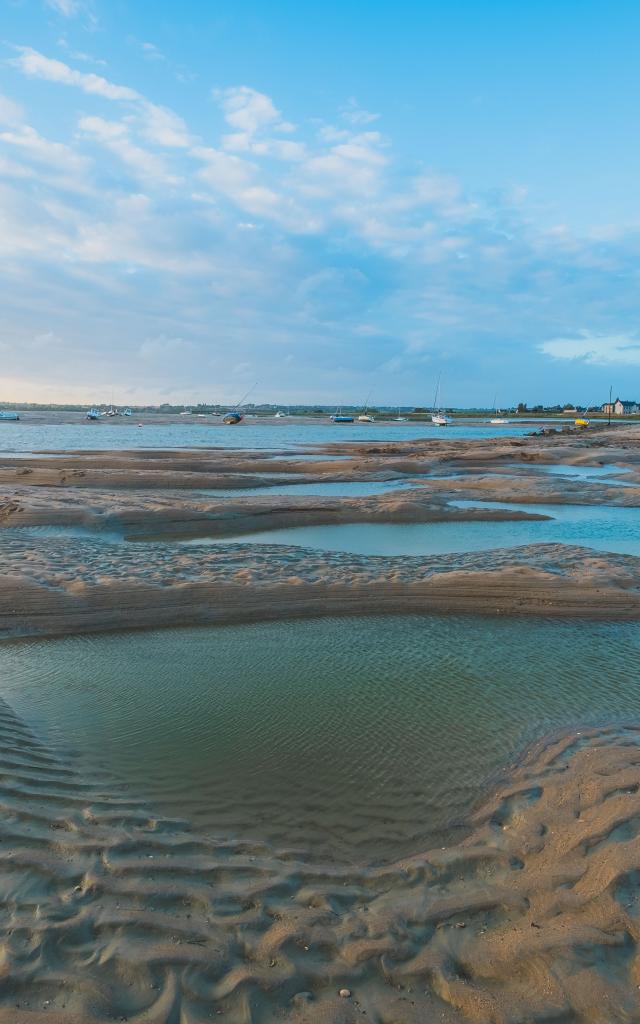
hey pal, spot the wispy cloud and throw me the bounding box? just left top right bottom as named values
left=0, top=93, right=24, bottom=125
left=3, top=46, right=640, bottom=402
left=45, top=0, right=83, bottom=16
left=78, top=115, right=179, bottom=184
left=11, top=47, right=139, bottom=101
left=341, top=97, right=380, bottom=125
left=540, top=332, right=640, bottom=366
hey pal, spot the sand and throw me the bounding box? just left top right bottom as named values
left=0, top=425, right=639, bottom=637
left=0, top=699, right=638, bottom=1022
left=1, top=425, right=640, bottom=1021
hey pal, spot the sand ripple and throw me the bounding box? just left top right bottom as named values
left=0, top=703, right=639, bottom=1021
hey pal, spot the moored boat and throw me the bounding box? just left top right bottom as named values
left=431, top=375, right=451, bottom=425
left=86, top=408, right=101, bottom=421
left=223, top=411, right=243, bottom=425
left=0, top=411, right=20, bottom=421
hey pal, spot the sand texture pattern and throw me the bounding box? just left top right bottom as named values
left=0, top=702, right=639, bottom=1022
left=0, top=426, right=640, bottom=636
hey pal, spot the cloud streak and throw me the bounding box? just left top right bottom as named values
left=540, top=332, right=640, bottom=366
left=2, top=45, right=640, bottom=403
left=11, top=47, right=139, bottom=101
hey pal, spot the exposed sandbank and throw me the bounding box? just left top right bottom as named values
left=1, top=541, right=639, bottom=639
left=0, top=427, right=639, bottom=636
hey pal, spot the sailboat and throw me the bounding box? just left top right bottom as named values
left=330, top=407, right=354, bottom=423
left=86, top=407, right=100, bottom=421
left=489, top=395, right=510, bottom=424
left=394, top=406, right=408, bottom=422
left=223, top=382, right=257, bottom=425
left=358, top=392, right=375, bottom=422
left=431, top=376, right=451, bottom=426
left=575, top=403, right=591, bottom=428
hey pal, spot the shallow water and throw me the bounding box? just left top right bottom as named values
left=516, top=462, right=633, bottom=485
left=0, top=418, right=543, bottom=453
left=198, top=479, right=419, bottom=497
left=184, top=501, right=640, bottom=557
left=2, top=616, right=639, bottom=863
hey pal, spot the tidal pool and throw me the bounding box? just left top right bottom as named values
left=514, top=463, right=633, bottom=486
left=198, top=478, right=417, bottom=497
left=2, top=616, right=639, bottom=863
left=184, top=501, right=640, bottom=557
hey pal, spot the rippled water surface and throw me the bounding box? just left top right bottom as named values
left=191, top=499, right=640, bottom=557
left=516, top=463, right=633, bottom=486
left=198, top=479, right=421, bottom=497
left=2, top=616, right=639, bottom=862
left=0, top=418, right=545, bottom=453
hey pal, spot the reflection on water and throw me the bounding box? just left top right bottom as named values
left=184, top=501, right=640, bottom=557
left=2, top=616, right=639, bottom=862
left=518, top=463, right=633, bottom=486
left=0, top=419, right=538, bottom=454
left=198, top=479, right=418, bottom=497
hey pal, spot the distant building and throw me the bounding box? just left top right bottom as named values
left=601, top=397, right=639, bottom=415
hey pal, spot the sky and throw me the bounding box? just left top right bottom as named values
left=1, top=0, right=640, bottom=407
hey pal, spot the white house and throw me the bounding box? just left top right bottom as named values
left=603, top=398, right=640, bottom=415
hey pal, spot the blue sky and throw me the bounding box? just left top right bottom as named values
left=1, top=0, right=639, bottom=406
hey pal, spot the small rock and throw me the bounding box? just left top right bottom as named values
left=292, top=992, right=313, bottom=1005
left=339, top=988, right=351, bottom=998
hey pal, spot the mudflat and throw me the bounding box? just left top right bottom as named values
left=1, top=423, right=640, bottom=1022
left=0, top=423, right=639, bottom=637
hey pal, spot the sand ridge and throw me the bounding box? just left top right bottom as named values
left=0, top=427, right=640, bottom=636
left=0, top=697, right=639, bottom=1022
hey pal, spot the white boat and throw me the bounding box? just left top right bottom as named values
left=431, top=375, right=451, bottom=425
left=106, top=406, right=117, bottom=417
left=86, top=407, right=101, bottom=421
left=488, top=395, right=509, bottom=424
left=357, top=392, right=375, bottom=423
left=274, top=411, right=287, bottom=418
left=0, top=411, right=20, bottom=421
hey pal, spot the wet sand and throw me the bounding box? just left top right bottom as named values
left=0, top=697, right=639, bottom=1022
left=0, top=425, right=639, bottom=637
left=1, top=425, right=640, bottom=1022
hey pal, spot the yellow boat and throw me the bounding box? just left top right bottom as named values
left=575, top=418, right=590, bottom=427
